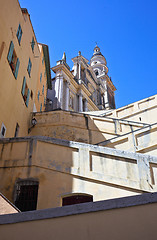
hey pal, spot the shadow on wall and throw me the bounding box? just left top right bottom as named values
left=0, top=137, right=94, bottom=211
left=29, top=110, right=108, bottom=145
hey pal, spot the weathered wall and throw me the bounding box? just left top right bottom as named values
left=0, top=193, right=157, bottom=240
left=30, top=110, right=147, bottom=144
left=0, top=137, right=157, bottom=209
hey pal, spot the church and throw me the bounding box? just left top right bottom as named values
left=47, top=45, right=116, bottom=112
left=0, top=0, right=157, bottom=238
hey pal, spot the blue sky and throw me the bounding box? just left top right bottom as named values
left=19, top=0, right=157, bottom=108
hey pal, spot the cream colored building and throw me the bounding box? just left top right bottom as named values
left=0, top=0, right=51, bottom=138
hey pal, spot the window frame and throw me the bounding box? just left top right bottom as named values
left=7, top=41, right=20, bottom=79
left=14, top=179, right=39, bottom=212
left=27, top=58, right=32, bottom=77
left=31, top=37, right=35, bottom=53
left=16, top=24, right=23, bottom=45
left=21, top=76, right=30, bottom=107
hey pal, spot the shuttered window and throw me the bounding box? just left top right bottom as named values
left=7, top=41, right=20, bottom=79
left=40, top=73, right=42, bottom=82
left=31, top=37, right=35, bottom=52
left=27, top=58, right=32, bottom=77
left=14, top=58, right=20, bottom=79
left=7, top=41, right=14, bottom=63
left=38, top=91, right=40, bottom=101
left=16, top=24, right=22, bottom=45
left=26, top=89, right=30, bottom=107
left=42, top=85, right=44, bottom=94
left=21, top=76, right=30, bottom=107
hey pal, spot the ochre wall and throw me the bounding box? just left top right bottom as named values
left=34, top=44, right=47, bottom=112
left=0, top=137, right=156, bottom=210
left=0, top=202, right=157, bottom=240
left=0, top=0, right=47, bottom=138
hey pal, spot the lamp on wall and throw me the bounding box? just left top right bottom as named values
left=31, top=117, right=37, bottom=126
left=28, top=117, right=37, bottom=134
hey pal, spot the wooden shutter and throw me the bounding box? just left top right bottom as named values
left=14, top=58, right=20, bottom=79
left=16, top=24, right=22, bottom=44
left=21, top=77, right=26, bottom=96
left=26, top=89, right=30, bottom=107
left=7, top=41, right=14, bottom=63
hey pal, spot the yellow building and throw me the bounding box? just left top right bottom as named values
left=0, top=0, right=51, bottom=138
left=34, top=43, right=51, bottom=112
left=0, top=0, right=157, bottom=221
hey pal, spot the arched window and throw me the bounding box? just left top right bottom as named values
left=62, top=194, right=93, bottom=206
left=14, top=179, right=39, bottom=212
left=95, top=70, right=98, bottom=76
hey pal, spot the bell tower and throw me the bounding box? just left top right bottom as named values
left=90, top=45, right=116, bottom=110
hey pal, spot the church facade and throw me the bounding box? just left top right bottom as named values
left=47, top=46, right=116, bottom=112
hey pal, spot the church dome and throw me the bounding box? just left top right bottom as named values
left=90, top=45, right=108, bottom=75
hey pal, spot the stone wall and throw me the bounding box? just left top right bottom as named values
left=0, top=137, right=157, bottom=209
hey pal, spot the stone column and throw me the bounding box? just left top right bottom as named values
left=78, top=63, right=81, bottom=80
left=65, top=81, right=69, bottom=111
left=84, top=99, right=88, bottom=111
left=54, top=75, right=63, bottom=109
left=79, top=93, right=83, bottom=112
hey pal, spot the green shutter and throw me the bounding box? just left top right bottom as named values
left=21, top=77, right=26, bottom=96
left=42, top=85, right=44, bottom=94
left=40, top=73, right=42, bottom=82
left=7, top=41, right=14, bottom=63
left=26, top=89, right=30, bottom=107
left=14, top=58, right=20, bottom=79
left=31, top=37, right=35, bottom=52
left=19, top=28, right=22, bottom=44
left=16, top=24, right=22, bottom=44
left=27, top=58, right=32, bottom=76
left=38, top=91, right=40, bottom=101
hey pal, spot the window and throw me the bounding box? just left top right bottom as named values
left=62, top=194, right=93, bottom=206
left=30, top=90, right=33, bottom=99
left=21, top=76, right=30, bottom=107
left=0, top=123, right=6, bottom=138
left=42, top=56, right=44, bottom=65
left=40, top=103, right=42, bottom=112
left=37, top=91, right=40, bottom=101
left=7, top=41, right=20, bottom=79
left=95, top=70, right=98, bottom=76
left=16, top=24, right=22, bottom=45
left=14, top=123, right=19, bottom=138
left=14, top=180, right=39, bottom=212
left=40, top=73, right=42, bottom=82
left=44, top=70, right=46, bottom=78
left=27, top=58, right=32, bottom=77
left=31, top=37, right=35, bottom=52
left=42, top=85, right=44, bottom=94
